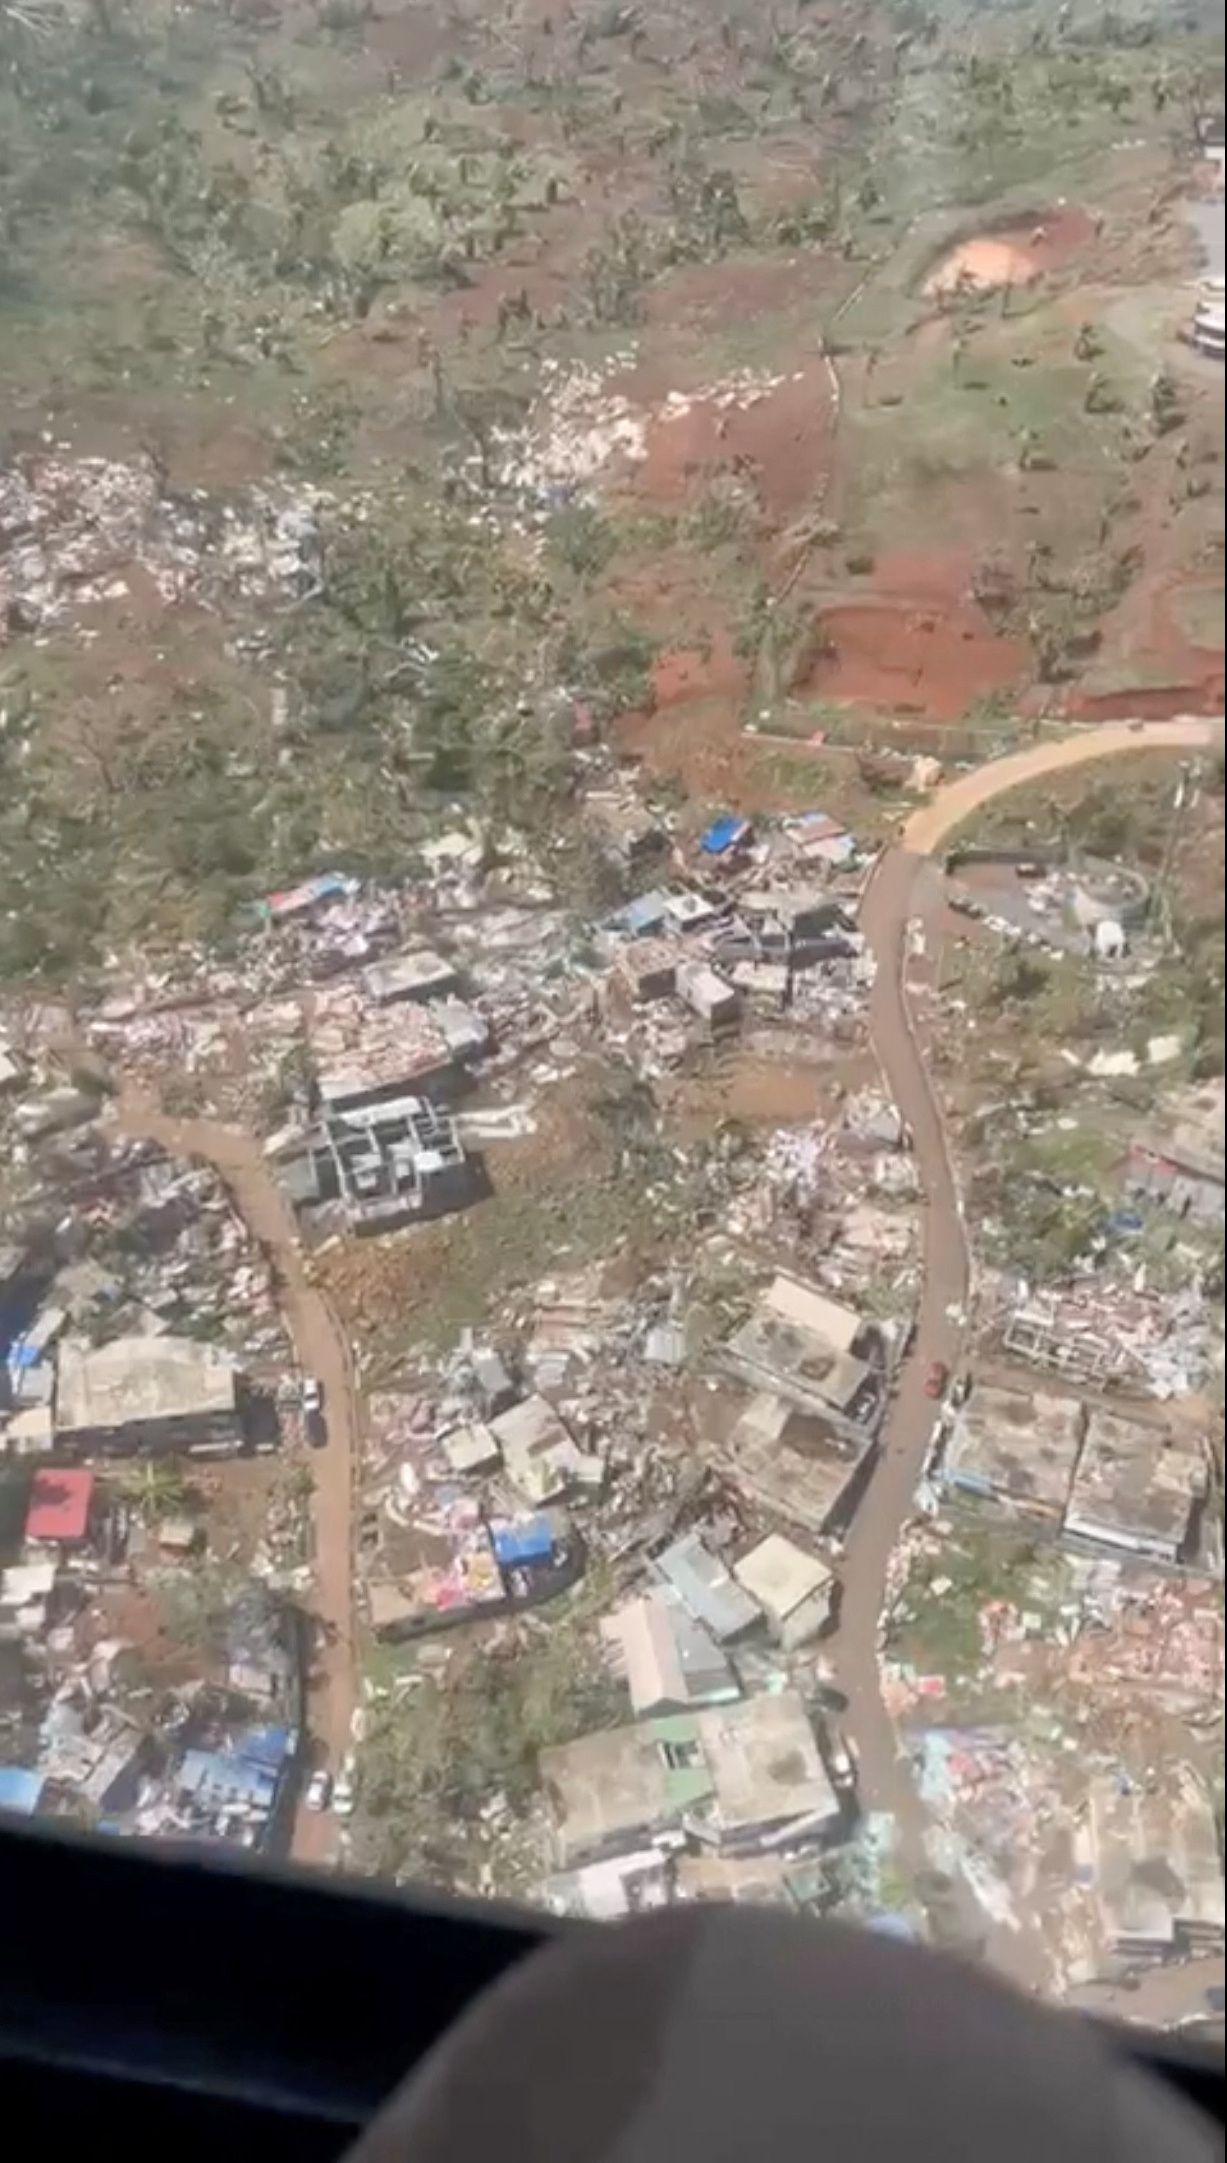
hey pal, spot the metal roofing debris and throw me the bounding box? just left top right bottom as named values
left=491, top=1395, right=600, bottom=1505
left=653, top=1531, right=761, bottom=1643
left=56, top=1336, right=239, bottom=1438
left=265, top=871, right=358, bottom=921
left=25, top=1467, right=94, bottom=1544
left=441, top=1421, right=503, bottom=1476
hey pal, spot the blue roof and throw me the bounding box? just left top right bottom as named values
left=622, top=891, right=670, bottom=933
left=700, top=815, right=751, bottom=856
left=179, top=1749, right=277, bottom=1809
left=865, top=1912, right=918, bottom=1942
left=0, top=1767, right=45, bottom=1816
left=237, top=1725, right=293, bottom=1774
left=492, top=1516, right=555, bottom=1569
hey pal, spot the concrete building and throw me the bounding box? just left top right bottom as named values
left=282, top=1096, right=478, bottom=1235
left=940, top=1383, right=1086, bottom=1521
left=662, top=891, right=721, bottom=936
left=721, top=1278, right=881, bottom=1435
left=55, top=1336, right=241, bottom=1456
left=733, top=1534, right=835, bottom=1649
left=542, top=1691, right=841, bottom=1868
left=1077, top=1773, right=1225, bottom=1962
left=440, top=1421, right=503, bottom=1477
left=363, top=949, right=458, bottom=1006
left=614, top=938, right=680, bottom=1004
left=721, top=1390, right=866, bottom=1537
left=601, top=1589, right=738, bottom=1718
left=652, top=1531, right=761, bottom=1644
left=676, top=961, right=739, bottom=1030
left=1063, top=1410, right=1208, bottom=1564
left=490, top=1395, right=603, bottom=1506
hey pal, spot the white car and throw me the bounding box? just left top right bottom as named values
left=305, top=1769, right=332, bottom=1813
left=333, top=1756, right=357, bottom=1818
left=301, top=1377, right=323, bottom=1415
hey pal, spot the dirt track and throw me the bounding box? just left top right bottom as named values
left=114, top=1091, right=356, bottom=1867
left=835, top=713, right=1223, bottom=1996
left=901, top=717, right=1222, bottom=856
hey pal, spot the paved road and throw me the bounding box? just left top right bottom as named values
left=832, top=714, right=1223, bottom=1993
left=115, top=1091, right=357, bottom=1867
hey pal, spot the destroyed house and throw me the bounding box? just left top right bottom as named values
left=1125, top=1087, right=1224, bottom=1225
left=940, top=1385, right=1086, bottom=1522
left=1063, top=1411, right=1208, bottom=1565
left=225, top=1586, right=300, bottom=1711
left=289, top=1097, right=477, bottom=1234
left=1078, top=1775, right=1225, bottom=1962
left=363, top=949, right=458, bottom=1006
left=542, top=1691, right=840, bottom=1869
left=55, top=1336, right=241, bottom=1456
left=490, top=1396, right=602, bottom=1506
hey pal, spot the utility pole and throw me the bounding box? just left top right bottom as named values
left=1150, top=757, right=1198, bottom=943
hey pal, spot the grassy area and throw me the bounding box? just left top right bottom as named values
left=888, top=1526, right=1071, bottom=1687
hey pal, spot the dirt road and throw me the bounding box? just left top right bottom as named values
left=833, top=714, right=1223, bottom=1992
left=114, top=1091, right=356, bottom=1867
left=901, top=717, right=1221, bottom=857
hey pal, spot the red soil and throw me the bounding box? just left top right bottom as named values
left=796, top=579, right=1025, bottom=722
left=628, top=365, right=835, bottom=520
left=924, top=205, right=1097, bottom=296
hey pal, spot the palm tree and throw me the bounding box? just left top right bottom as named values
left=113, top=1457, right=190, bottom=1525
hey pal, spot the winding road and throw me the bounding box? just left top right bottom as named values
left=834, top=716, right=1223, bottom=1991
left=114, top=1090, right=358, bottom=1867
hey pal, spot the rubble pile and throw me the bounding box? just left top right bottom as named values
left=0, top=453, right=324, bottom=634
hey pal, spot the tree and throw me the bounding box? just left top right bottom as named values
left=113, top=1458, right=193, bottom=1524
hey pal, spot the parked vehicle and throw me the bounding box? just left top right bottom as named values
left=924, top=1360, right=949, bottom=1401
left=305, top=1770, right=332, bottom=1813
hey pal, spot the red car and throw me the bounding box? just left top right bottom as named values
left=924, top=1360, right=949, bottom=1401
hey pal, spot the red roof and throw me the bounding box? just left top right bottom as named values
left=26, top=1468, right=94, bottom=1544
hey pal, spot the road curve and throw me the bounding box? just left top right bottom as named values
left=901, top=717, right=1221, bottom=858
left=835, top=714, right=1223, bottom=1991
left=113, top=1090, right=357, bottom=1867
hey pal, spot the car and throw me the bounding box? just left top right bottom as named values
left=301, top=1377, right=323, bottom=1415
left=332, top=1754, right=357, bottom=1819
left=305, top=1409, right=327, bottom=1450
left=305, top=1770, right=332, bottom=1813
left=924, top=1360, right=949, bottom=1401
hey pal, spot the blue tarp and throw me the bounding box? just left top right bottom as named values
left=492, top=1517, right=555, bottom=1569
left=0, top=1767, right=45, bottom=1816
left=237, top=1725, right=293, bottom=1775
left=620, top=891, right=669, bottom=934
left=700, top=815, right=751, bottom=856
left=179, top=1749, right=277, bottom=1809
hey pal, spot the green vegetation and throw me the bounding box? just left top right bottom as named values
left=358, top=1591, right=624, bottom=1890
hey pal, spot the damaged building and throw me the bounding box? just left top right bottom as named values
left=939, top=1384, right=1087, bottom=1523
left=1063, top=1410, right=1209, bottom=1566
left=55, top=1336, right=242, bottom=1456
left=279, top=1095, right=481, bottom=1235
left=541, top=1691, right=842, bottom=1870
left=720, top=1277, right=884, bottom=1445
left=1124, top=1081, right=1225, bottom=1226
left=1077, top=1772, right=1225, bottom=1964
